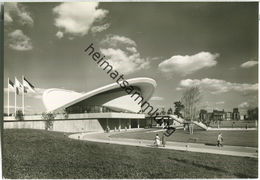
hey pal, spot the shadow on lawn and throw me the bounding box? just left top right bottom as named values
left=169, top=157, right=228, bottom=173
left=168, top=157, right=256, bottom=178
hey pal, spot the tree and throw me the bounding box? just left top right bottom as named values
left=181, top=87, right=202, bottom=134
left=174, top=101, right=184, bottom=118
left=42, top=112, right=56, bottom=130
left=160, top=107, right=166, bottom=115
left=167, top=108, right=173, bottom=115
left=15, top=110, right=24, bottom=121
left=181, top=86, right=202, bottom=121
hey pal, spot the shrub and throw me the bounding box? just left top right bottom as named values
left=42, top=112, right=56, bottom=130
left=15, top=110, right=24, bottom=121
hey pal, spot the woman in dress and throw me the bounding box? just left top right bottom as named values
left=154, top=134, right=160, bottom=147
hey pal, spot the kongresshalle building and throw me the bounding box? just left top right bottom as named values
left=4, top=78, right=158, bottom=132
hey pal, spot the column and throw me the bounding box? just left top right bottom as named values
left=129, top=119, right=131, bottom=129
left=137, top=119, right=140, bottom=129
left=119, top=119, right=121, bottom=131
left=106, top=118, right=109, bottom=131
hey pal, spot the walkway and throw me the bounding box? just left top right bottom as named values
left=69, top=131, right=258, bottom=158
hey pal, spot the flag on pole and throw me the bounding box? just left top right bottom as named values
left=8, top=79, right=15, bottom=90
left=23, top=77, right=35, bottom=93
left=15, top=78, right=23, bottom=95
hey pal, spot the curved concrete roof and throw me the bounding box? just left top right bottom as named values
left=43, top=77, right=157, bottom=112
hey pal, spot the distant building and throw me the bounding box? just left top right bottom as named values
left=199, top=109, right=208, bottom=122
left=211, top=109, right=225, bottom=121
left=225, top=112, right=232, bottom=121
left=248, top=107, right=258, bottom=120
left=233, top=108, right=240, bottom=120
left=199, top=107, right=242, bottom=121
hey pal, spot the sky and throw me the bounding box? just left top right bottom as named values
left=4, top=2, right=258, bottom=115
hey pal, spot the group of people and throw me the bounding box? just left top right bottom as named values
left=154, top=134, right=166, bottom=147
left=154, top=132, right=224, bottom=147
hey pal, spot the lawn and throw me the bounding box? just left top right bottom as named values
left=3, top=129, right=258, bottom=178
left=111, top=129, right=258, bottom=147
left=209, top=120, right=256, bottom=128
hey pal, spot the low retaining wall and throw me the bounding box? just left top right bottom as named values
left=4, top=118, right=145, bottom=133
left=4, top=120, right=45, bottom=130
left=4, top=119, right=105, bottom=132
left=4, top=113, right=146, bottom=133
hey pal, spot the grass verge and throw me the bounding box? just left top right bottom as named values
left=3, top=129, right=258, bottom=178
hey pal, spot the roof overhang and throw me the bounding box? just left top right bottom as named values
left=43, top=77, right=157, bottom=112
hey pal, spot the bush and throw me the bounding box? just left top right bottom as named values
left=42, top=112, right=56, bottom=130
left=15, top=110, right=24, bottom=121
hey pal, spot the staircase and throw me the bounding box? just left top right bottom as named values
left=166, top=115, right=208, bottom=130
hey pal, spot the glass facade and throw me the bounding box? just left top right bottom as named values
left=65, top=86, right=142, bottom=114
left=66, top=105, right=116, bottom=114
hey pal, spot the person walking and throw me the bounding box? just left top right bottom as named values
left=154, top=134, right=160, bottom=147
left=217, top=132, right=223, bottom=147
left=162, top=133, right=166, bottom=147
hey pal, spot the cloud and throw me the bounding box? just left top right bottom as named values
left=126, top=47, right=138, bottom=53
left=8, top=29, right=33, bottom=51
left=215, top=101, right=225, bottom=105
left=158, top=52, right=219, bottom=76
left=56, top=31, right=64, bottom=39
left=100, top=35, right=149, bottom=75
left=91, top=23, right=110, bottom=34
left=4, top=2, right=33, bottom=26
left=101, top=35, right=137, bottom=47
left=100, top=48, right=150, bottom=75
left=149, top=56, right=164, bottom=61
left=177, top=78, right=258, bottom=94
left=150, top=96, right=164, bottom=101
left=240, top=61, right=258, bottom=68
left=238, top=102, right=250, bottom=109
left=53, top=2, right=108, bottom=37
left=5, top=12, right=13, bottom=23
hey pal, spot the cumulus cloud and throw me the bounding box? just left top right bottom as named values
left=101, top=35, right=137, bottom=47
left=126, top=47, right=138, bottom=53
left=4, top=2, right=33, bottom=26
left=177, top=78, right=258, bottom=94
left=56, top=31, right=64, bottom=39
left=100, top=48, right=150, bottom=75
left=150, top=96, right=164, bottom=101
left=240, top=60, right=258, bottom=68
left=238, top=102, right=250, bottom=109
left=91, top=23, right=110, bottom=34
left=158, top=52, right=219, bottom=76
left=53, top=2, right=108, bottom=37
left=8, top=29, right=32, bottom=51
left=100, top=35, right=149, bottom=75
left=215, top=101, right=225, bottom=105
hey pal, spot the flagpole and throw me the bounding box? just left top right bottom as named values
left=14, top=76, right=17, bottom=116
left=22, top=75, right=25, bottom=115
left=7, top=77, right=9, bottom=116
